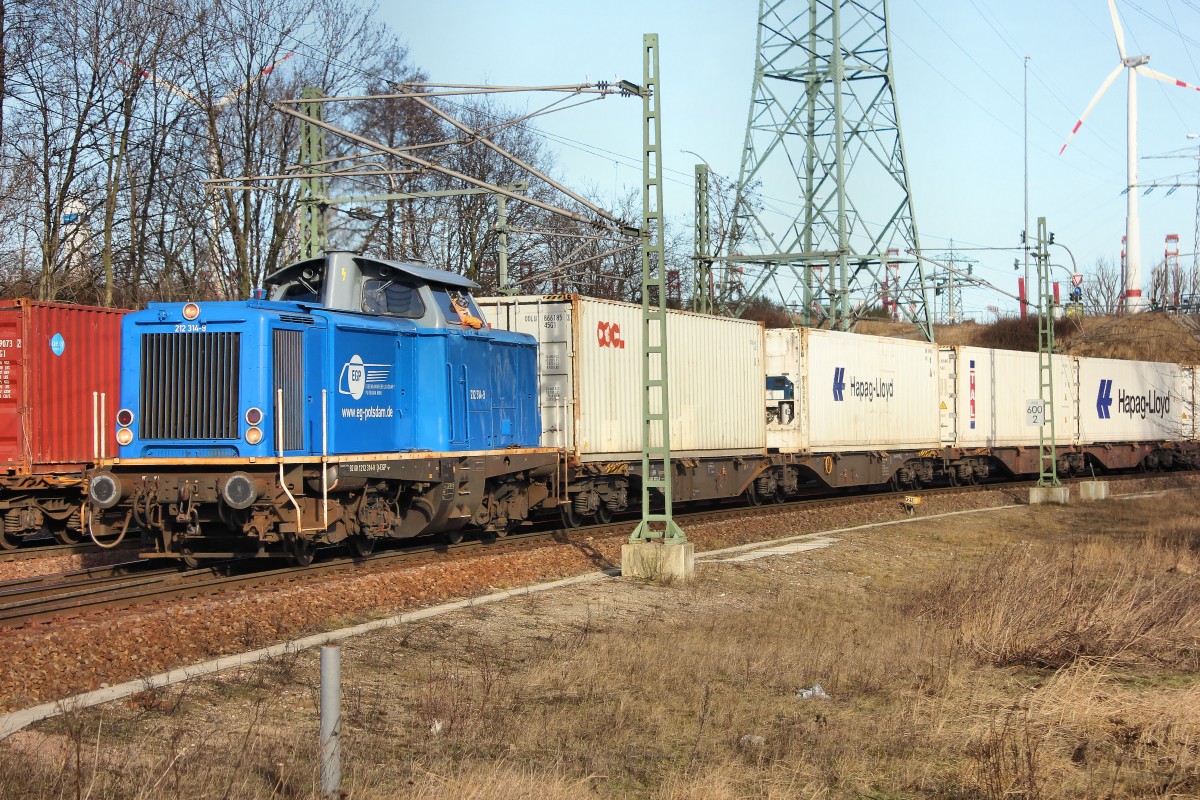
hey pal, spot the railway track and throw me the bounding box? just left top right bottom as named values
left=0, top=472, right=1182, bottom=630
left=0, top=538, right=138, bottom=563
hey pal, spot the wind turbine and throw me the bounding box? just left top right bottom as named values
left=1060, top=0, right=1200, bottom=313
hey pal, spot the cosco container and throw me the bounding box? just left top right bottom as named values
left=477, top=295, right=765, bottom=460
left=765, top=328, right=941, bottom=452
left=1076, top=356, right=1191, bottom=443
left=0, top=300, right=126, bottom=472
left=939, top=346, right=1079, bottom=448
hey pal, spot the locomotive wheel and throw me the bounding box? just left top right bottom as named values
left=290, top=538, right=316, bottom=567
left=347, top=535, right=375, bottom=558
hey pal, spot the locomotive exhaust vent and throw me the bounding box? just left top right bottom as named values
left=273, top=328, right=304, bottom=451
left=140, top=332, right=241, bottom=440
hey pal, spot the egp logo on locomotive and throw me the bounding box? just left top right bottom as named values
left=338, top=354, right=393, bottom=401
left=832, top=367, right=895, bottom=402
left=1097, top=379, right=1171, bottom=420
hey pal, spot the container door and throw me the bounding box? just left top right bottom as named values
left=938, top=348, right=957, bottom=446
left=0, top=310, right=23, bottom=468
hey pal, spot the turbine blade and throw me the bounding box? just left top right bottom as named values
left=1135, top=65, right=1200, bottom=92
left=215, top=51, right=295, bottom=109
left=1108, top=0, right=1127, bottom=60
left=1060, top=64, right=1125, bottom=155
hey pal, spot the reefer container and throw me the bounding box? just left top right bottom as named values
left=477, top=295, right=765, bottom=460
left=1076, top=356, right=1191, bottom=443
left=938, top=346, right=1079, bottom=448
left=765, top=327, right=941, bottom=453
left=0, top=300, right=126, bottom=472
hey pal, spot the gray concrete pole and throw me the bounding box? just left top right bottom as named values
left=320, top=645, right=341, bottom=798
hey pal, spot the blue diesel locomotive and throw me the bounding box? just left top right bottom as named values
left=86, top=252, right=560, bottom=565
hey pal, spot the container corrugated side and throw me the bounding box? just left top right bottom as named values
left=479, top=295, right=765, bottom=460
left=939, top=346, right=1078, bottom=448
left=782, top=328, right=940, bottom=452
left=476, top=296, right=578, bottom=454
left=0, top=300, right=126, bottom=472
left=1077, top=356, right=1191, bottom=443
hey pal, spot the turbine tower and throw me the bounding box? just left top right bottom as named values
left=1060, top=0, right=1200, bottom=313
left=727, top=0, right=931, bottom=339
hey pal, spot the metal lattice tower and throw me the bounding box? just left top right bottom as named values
left=727, top=0, right=932, bottom=339
left=1035, top=217, right=1059, bottom=488
left=299, top=87, right=328, bottom=260
left=630, top=33, right=685, bottom=545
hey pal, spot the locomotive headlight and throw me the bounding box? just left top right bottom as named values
left=245, top=426, right=263, bottom=445
left=115, top=428, right=134, bottom=446
left=88, top=471, right=122, bottom=509
left=182, top=302, right=201, bottom=321
left=245, top=407, right=263, bottom=426
left=116, top=408, right=134, bottom=427
left=220, top=472, right=257, bottom=510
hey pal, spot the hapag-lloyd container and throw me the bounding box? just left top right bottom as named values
left=0, top=300, right=126, bottom=472
left=765, top=327, right=941, bottom=452
left=939, top=346, right=1079, bottom=447
left=1076, top=356, right=1192, bottom=443
left=476, top=295, right=765, bottom=460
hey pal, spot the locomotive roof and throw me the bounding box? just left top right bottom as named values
left=264, top=253, right=479, bottom=292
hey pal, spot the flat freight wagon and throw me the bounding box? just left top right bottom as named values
left=0, top=299, right=126, bottom=546
left=477, top=295, right=765, bottom=461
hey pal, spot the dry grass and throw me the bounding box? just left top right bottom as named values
left=3, top=492, right=1199, bottom=798
left=861, top=311, right=1200, bottom=364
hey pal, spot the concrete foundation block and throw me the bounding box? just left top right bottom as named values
left=621, top=541, right=695, bottom=583
left=1077, top=481, right=1110, bottom=502
left=1028, top=486, right=1071, bottom=505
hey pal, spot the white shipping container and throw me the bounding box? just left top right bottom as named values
left=1076, top=356, right=1192, bottom=443
left=765, top=328, right=940, bottom=453
left=477, top=295, right=765, bottom=460
left=938, top=346, right=1079, bottom=448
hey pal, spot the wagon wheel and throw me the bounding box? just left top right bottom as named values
left=0, top=530, right=21, bottom=551
left=46, top=517, right=83, bottom=545
left=290, top=537, right=316, bottom=567
left=744, top=486, right=762, bottom=507
left=442, top=528, right=465, bottom=545
left=179, top=547, right=202, bottom=570
left=560, top=499, right=584, bottom=529
left=347, top=535, right=375, bottom=558
left=594, top=502, right=614, bottom=524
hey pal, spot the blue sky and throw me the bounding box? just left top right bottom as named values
left=383, top=1, right=1200, bottom=320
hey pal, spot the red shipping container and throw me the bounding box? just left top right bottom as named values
left=0, top=300, right=126, bottom=474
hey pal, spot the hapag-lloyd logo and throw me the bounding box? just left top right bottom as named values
left=596, top=321, right=625, bottom=349
left=1098, top=379, right=1171, bottom=420
left=832, top=366, right=894, bottom=402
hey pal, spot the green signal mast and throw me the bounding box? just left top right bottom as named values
left=726, top=0, right=932, bottom=338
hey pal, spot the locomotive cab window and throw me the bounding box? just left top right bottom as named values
left=434, top=289, right=485, bottom=328
left=280, top=284, right=320, bottom=304
left=362, top=279, right=425, bottom=318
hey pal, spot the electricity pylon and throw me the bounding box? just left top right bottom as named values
left=727, top=0, right=932, bottom=339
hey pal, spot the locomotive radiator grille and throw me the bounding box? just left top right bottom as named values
left=273, top=329, right=304, bottom=451
left=140, top=332, right=241, bottom=440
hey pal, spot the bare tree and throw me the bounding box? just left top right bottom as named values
left=1084, top=256, right=1122, bottom=315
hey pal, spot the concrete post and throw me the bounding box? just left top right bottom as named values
left=320, top=645, right=341, bottom=798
